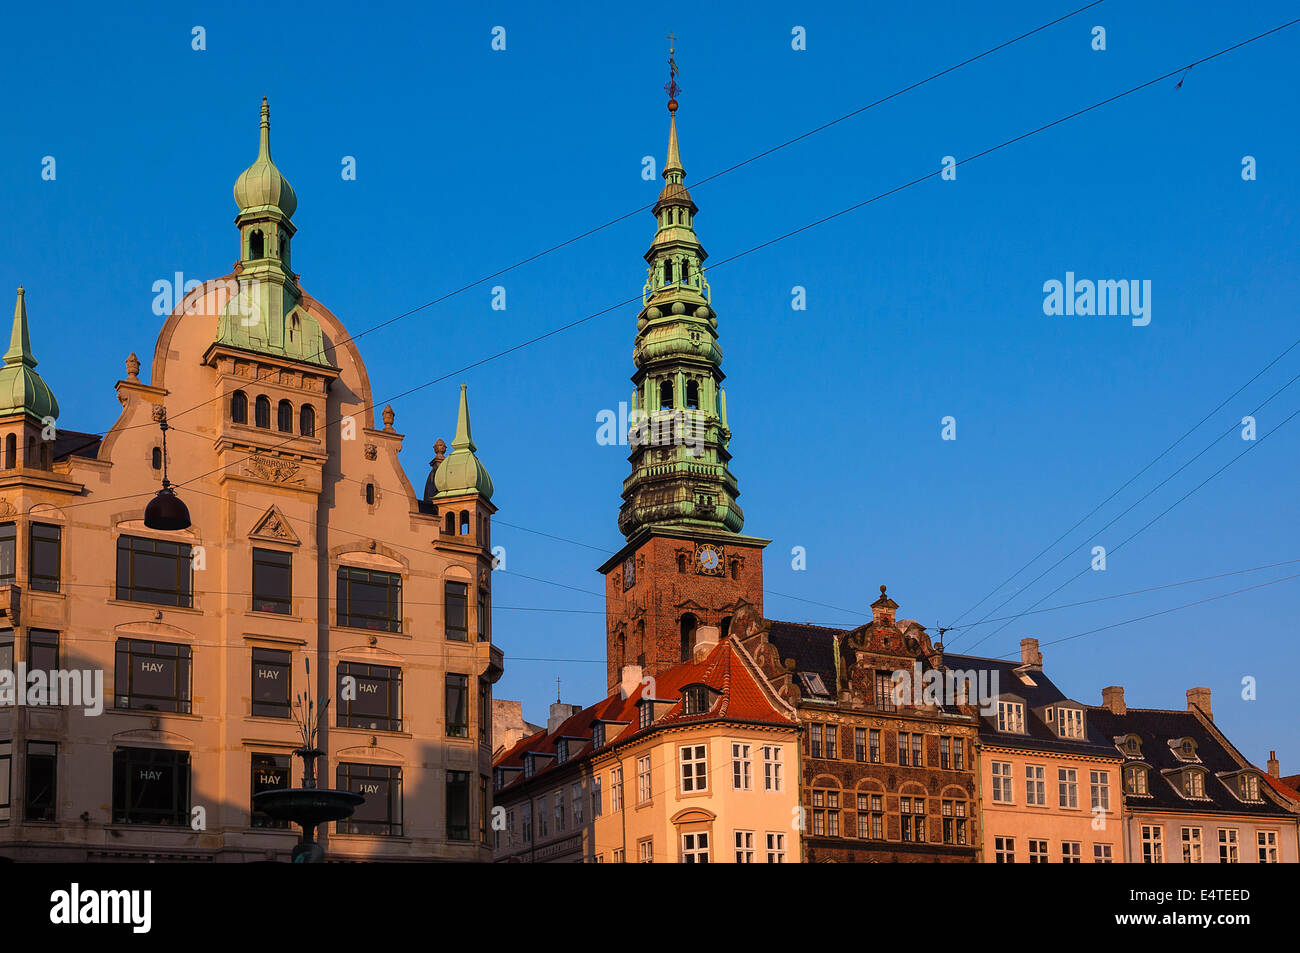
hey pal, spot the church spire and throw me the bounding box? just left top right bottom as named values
left=0, top=287, right=59, bottom=421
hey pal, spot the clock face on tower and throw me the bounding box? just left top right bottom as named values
left=694, top=542, right=724, bottom=576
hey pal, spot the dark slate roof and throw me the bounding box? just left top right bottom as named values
left=1086, top=706, right=1292, bottom=818
left=52, top=429, right=102, bottom=461
left=943, top=653, right=1119, bottom=759
left=765, top=621, right=845, bottom=687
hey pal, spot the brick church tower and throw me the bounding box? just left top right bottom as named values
left=599, top=79, right=768, bottom=691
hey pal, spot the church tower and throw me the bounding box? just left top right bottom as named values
left=599, top=57, right=768, bottom=690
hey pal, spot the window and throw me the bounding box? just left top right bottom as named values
left=900, top=796, right=924, bottom=842
left=1181, top=826, right=1203, bottom=863
left=1058, top=767, right=1078, bottom=808
left=0, top=631, right=11, bottom=698
left=869, top=729, right=881, bottom=763
left=152, top=446, right=162, bottom=470
left=112, top=748, right=190, bottom=825
left=681, top=831, right=709, bottom=863
left=940, top=736, right=951, bottom=769
left=811, top=724, right=823, bottom=759
left=1025, top=765, right=1046, bottom=806
left=659, top=379, right=673, bottom=410
left=874, top=671, right=896, bottom=711
left=1093, top=844, right=1113, bottom=863
left=336, top=662, right=402, bottom=732
left=444, top=674, right=468, bottom=738
left=554, top=792, right=565, bottom=832
left=336, top=566, right=401, bottom=632
left=991, top=761, right=1013, bottom=803
left=299, top=404, right=315, bottom=437
left=555, top=739, right=569, bottom=764
left=591, top=776, right=602, bottom=818
left=1090, top=770, right=1110, bottom=812
left=1062, top=841, right=1082, bottom=863
left=994, top=836, right=1015, bottom=863
left=231, top=390, right=248, bottom=424
left=898, top=732, right=923, bottom=766
left=251, top=647, right=291, bottom=718
left=443, top=581, right=468, bottom=641
left=249, top=229, right=264, bottom=259
left=997, top=701, right=1025, bottom=733
left=679, top=613, right=697, bottom=662
left=638, top=838, right=653, bottom=863
left=0, top=523, right=13, bottom=585
left=735, top=830, right=755, bottom=863
left=480, top=776, right=489, bottom=844
left=276, top=400, right=293, bottom=433
left=1258, top=830, right=1278, bottom=863
left=1028, top=839, right=1049, bottom=863
left=765, top=832, right=786, bottom=863
left=1185, top=770, right=1205, bottom=798
left=592, top=722, right=605, bottom=749
left=27, top=629, right=58, bottom=673
left=251, top=547, right=292, bottom=614
left=114, top=639, right=192, bottom=713
left=826, top=726, right=839, bottom=760
left=1240, top=774, right=1261, bottom=801
left=116, top=536, right=193, bottom=607
left=24, top=742, right=56, bottom=822
left=682, top=685, right=709, bottom=715
left=1141, top=825, right=1164, bottom=863
left=612, top=848, right=624, bottom=863
left=250, top=753, right=291, bottom=829
left=952, top=738, right=965, bottom=770
left=732, top=743, right=751, bottom=790
left=685, top=380, right=699, bottom=410
left=29, top=523, right=60, bottom=592
left=638, top=700, right=653, bottom=730
left=254, top=395, right=271, bottom=428
left=762, top=746, right=783, bottom=791
left=637, top=755, right=652, bottom=803
left=1218, top=828, right=1239, bottom=863
left=680, top=744, right=707, bottom=793
left=1058, top=707, right=1084, bottom=739
left=365, top=484, right=375, bottom=506
left=521, top=802, right=532, bottom=842
left=477, top=587, right=488, bottom=642
left=337, top=763, right=403, bottom=836
left=478, top=678, right=489, bottom=746
left=941, top=799, right=968, bottom=845
left=854, top=728, right=866, bottom=762
left=610, top=766, right=623, bottom=812
left=1125, top=765, right=1148, bottom=795
left=857, top=793, right=884, bottom=840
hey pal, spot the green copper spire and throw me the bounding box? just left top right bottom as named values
left=216, top=98, right=332, bottom=368
left=434, top=384, right=493, bottom=500
left=617, top=92, right=744, bottom=539
left=0, top=287, right=59, bottom=421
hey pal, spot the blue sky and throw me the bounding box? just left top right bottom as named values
left=4, top=1, right=1298, bottom=768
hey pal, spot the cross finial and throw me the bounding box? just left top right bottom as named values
left=555, top=677, right=562, bottom=703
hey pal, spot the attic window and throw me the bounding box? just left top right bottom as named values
left=1171, top=737, right=1200, bottom=763
left=798, top=672, right=829, bottom=697
left=638, top=699, right=653, bottom=730
left=1057, top=707, right=1084, bottom=740
left=682, top=685, right=710, bottom=715
left=1124, top=765, right=1149, bottom=795
left=1240, top=774, right=1261, bottom=801
left=523, top=756, right=535, bottom=778
left=1017, top=672, right=1038, bottom=687
left=997, top=701, right=1025, bottom=734
left=556, top=739, right=569, bottom=764
left=592, top=723, right=605, bottom=748
left=1183, top=769, right=1206, bottom=799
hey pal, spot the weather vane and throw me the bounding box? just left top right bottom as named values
left=665, top=32, right=680, bottom=111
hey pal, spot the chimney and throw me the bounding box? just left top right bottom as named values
left=1268, top=751, right=1280, bottom=778
left=619, top=663, right=644, bottom=701
left=1186, top=687, right=1212, bottom=722
left=1101, top=685, right=1126, bottom=715
left=547, top=700, right=581, bottom=735
left=870, top=585, right=898, bottom=624
left=693, top=624, right=720, bottom=660
left=1019, top=638, right=1043, bottom=671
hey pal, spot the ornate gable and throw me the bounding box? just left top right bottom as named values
left=248, top=504, right=300, bottom=546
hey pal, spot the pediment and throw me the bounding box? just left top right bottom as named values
left=249, top=504, right=300, bottom=546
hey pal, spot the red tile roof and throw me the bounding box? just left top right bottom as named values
left=492, top=638, right=795, bottom=789
left=1264, top=773, right=1300, bottom=804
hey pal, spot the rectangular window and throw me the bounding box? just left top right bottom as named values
left=444, top=581, right=468, bottom=641
left=27, top=629, right=58, bottom=673
left=116, top=536, right=193, bottom=607
left=112, top=747, right=190, bottom=825
left=0, top=631, right=11, bottom=700
left=637, top=755, right=652, bottom=804
left=681, top=831, right=709, bottom=863
left=250, top=753, right=292, bottom=829
left=913, top=734, right=923, bottom=767
left=765, top=832, right=786, bottom=863
left=735, top=830, right=755, bottom=863
left=536, top=795, right=547, bottom=838
left=897, top=733, right=908, bottom=766
left=0, top=741, right=9, bottom=821
left=610, top=766, right=623, bottom=812
left=1218, top=828, right=1239, bottom=863
left=940, top=736, right=951, bottom=770
left=337, top=763, right=403, bottom=836
left=0, top=523, right=14, bottom=586
left=612, top=848, right=624, bottom=863
left=478, top=678, right=489, bottom=746
left=336, top=662, right=402, bottom=732
left=114, top=639, right=192, bottom=713
left=900, top=796, right=924, bottom=842
left=1094, top=843, right=1113, bottom=863
left=1028, top=839, right=1049, bottom=863
left=24, top=741, right=56, bottom=821
left=251, top=548, right=292, bottom=614
left=1062, top=841, right=1082, bottom=863
left=571, top=782, right=582, bottom=825
left=762, top=746, right=783, bottom=791
left=1141, top=825, right=1164, bottom=863
left=875, top=672, right=896, bottom=712
left=869, top=729, right=881, bottom=763
left=854, top=728, right=866, bottom=763
left=825, top=725, right=838, bottom=760
left=1025, top=764, right=1046, bottom=806
left=554, top=791, right=565, bottom=832
left=638, top=838, right=653, bottom=863
left=638, top=701, right=653, bottom=730
left=479, top=776, right=489, bottom=844
left=827, top=791, right=840, bottom=836
left=591, top=776, right=602, bottom=818
left=476, top=587, right=488, bottom=642
left=1258, top=830, right=1278, bottom=863
left=336, top=566, right=401, bottom=632
left=997, top=701, right=1025, bottom=733
left=953, top=737, right=965, bottom=770
left=941, top=799, right=968, bottom=846
left=521, top=802, right=533, bottom=842
left=810, top=724, right=823, bottom=759
left=1181, top=826, right=1203, bottom=863
left=680, top=744, right=707, bottom=793
left=1058, top=767, right=1078, bottom=808
left=991, top=761, right=1013, bottom=803
left=444, top=673, right=468, bottom=738
left=994, top=836, right=1015, bottom=863
left=28, top=523, right=61, bottom=592
left=1059, top=707, right=1084, bottom=738
left=1089, top=770, right=1110, bottom=812
left=251, top=647, right=291, bottom=718
left=732, top=743, right=751, bottom=790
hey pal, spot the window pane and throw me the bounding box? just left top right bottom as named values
left=29, top=523, right=61, bottom=592
left=250, top=753, right=291, bottom=829
left=336, top=662, right=402, bottom=731
left=113, top=639, right=192, bottom=713
left=251, top=648, right=291, bottom=718
left=337, top=566, right=401, bottom=632
left=112, top=748, right=190, bottom=825
left=445, top=582, right=468, bottom=641
left=251, top=548, right=292, bottom=614
left=116, top=536, right=192, bottom=607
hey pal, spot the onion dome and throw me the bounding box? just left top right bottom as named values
left=433, top=385, right=494, bottom=501
left=0, top=287, right=59, bottom=421
left=233, top=97, right=298, bottom=219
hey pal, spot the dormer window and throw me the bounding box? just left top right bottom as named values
left=1056, top=707, right=1084, bottom=739
left=494, top=768, right=504, bottom=791
left=638, top=700, right=653, bottom=730
left=524, top=756, right=535, bottom=779
left=1117, top=734, right=1143, bottom=758
left=1183, top=769, right=1205, bottom=799
left=997, top=701, right=1025, bottom=734
left=556, top=739, right=569, bottom=764
left=1239, top=774, right=1261, bottom=802
left=682, top=685, right=710, bottom=716
left=1170, top=737, right=1200, bottom=763
left=1124, top=765, right=1149, bottom=795
left=592, top=723, right=605, bottom=749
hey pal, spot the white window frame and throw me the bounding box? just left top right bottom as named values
left=679, top=743, right=708, bottom=794
left=1090, top=769, right=1110, bottom=811
left=1058, top=767, right=1078, bottom=809
left=997, top=701, right=1025, bottom=733
left=762, top=745, right=783, bottom=792
left=765, top=831, right=786, bottom=863
left=680, top=830, right=710, bottom=863
left=732, top=742, right=752, bottom=791
left=1141, top=825, right=1164, bottom=863
left=991, top=761, right=1013, bottom=803
left=636, top=755, right=652, bottom=804
left=734, top=830, right=754, bottom=863
left=1218, top=828, right=1239, bottom=863
left=1025, top=764, right=1046, bottom=806
left=1258, top=830, right=1278, bottom=863
left=1181, top=826, right=1202, bottom=863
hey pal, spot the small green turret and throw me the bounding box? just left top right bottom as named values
left=0, top=287, right=59, bottom=422
left=433, top=384, right=494, bottom=501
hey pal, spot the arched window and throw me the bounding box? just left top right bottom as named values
left=40, top=442, right=51, bottom=469
left=445, top=512, right=455, bottom=536
left=279, top=230, right=290, bottom=263
left=288, top=314, right=299, bottom=343
left=26, top=436, right=36, bottom=467
left=659, top=379, right=674, bottom=410
left=249, top=229, right=264, bottom=259
left=299, top=404, right=315, bottom=437
left=231, top=390, right=248, bottom=424
left=151, top=447, right=162, bottom=470
left=680, top=613, right=698, bottom=662
left=3, top=434, right=14, bottom=469
left=681, top=259, right=690, bottom=282
left=664, top=259, right=674, bottom=283
left=459, top=510, right=470, bottom=535
left=277, top=400, right=293, bottom=433
left=254, top=395, right=271, bottom=429
left=677, top=553, right=687, bottom=573
left=686, top=380, right=699, bottom=410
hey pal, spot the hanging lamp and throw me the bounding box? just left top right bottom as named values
left=143, top=410, right=191, bottom=530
